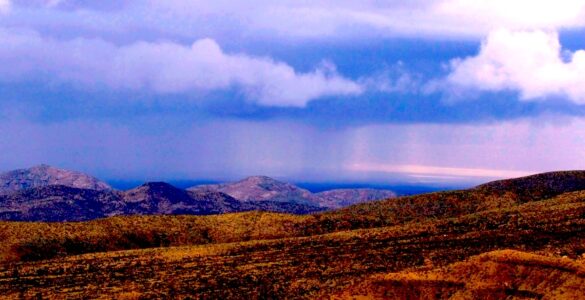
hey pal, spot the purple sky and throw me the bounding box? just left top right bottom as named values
left=1, top=0, right=585, bottom=184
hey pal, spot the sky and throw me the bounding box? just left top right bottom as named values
left=1, top=0, right=585, bottom=185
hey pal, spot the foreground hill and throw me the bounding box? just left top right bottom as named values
left=321, top=170, right=585, bottom=230
left=0, top=164, right=112, bottom=195
left=476, top=170, right=585, bottom=201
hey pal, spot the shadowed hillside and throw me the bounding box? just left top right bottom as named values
left=476, top=170, right=585, bottom=202
left=0, top=183, right=325, bottom=222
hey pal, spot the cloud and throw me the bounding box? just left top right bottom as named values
left=143, top=2, right=550, bottom=40
left=0, top=0, right=10, bottom=13
left=6, top=1, right=585, bottom=42
left=0, top=29, right=362, bottom=107
left=446, top=29, right=585, bottom=104
left=434, top=0, right=585, bottom=32
left=263, top=0, right=585, bottom=38
left=144, top=0, right=585, bottom=39
left=346, top=163, right=533, bottom=179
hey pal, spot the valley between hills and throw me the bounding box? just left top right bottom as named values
left=1, top=166, right=585, bottom=299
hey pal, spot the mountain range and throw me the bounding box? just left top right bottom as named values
left=188, top=175, right=397, bottom=208
left=0, top=165, right=397, bottom=221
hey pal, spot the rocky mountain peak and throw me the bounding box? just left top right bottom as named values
left=0, top=164, right=112, bottom=195
left=190, top=175, right=319, bottom=205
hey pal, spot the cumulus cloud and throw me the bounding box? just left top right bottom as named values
left=0, top=29, right=362, bottom=107
left=447, top=29, right=585, bottom=103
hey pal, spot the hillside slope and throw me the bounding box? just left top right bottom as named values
left=0, top=185, right=123, bottom=222
left=316, top=188, right=397, bottom=208
left=321, top=170, right=585, bottom=231
left=337, top=250, right=585, bottom=299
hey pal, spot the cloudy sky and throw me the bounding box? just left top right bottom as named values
left=1, top=0, right=585, bottom=185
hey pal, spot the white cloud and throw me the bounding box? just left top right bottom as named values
left=447, top=29, right=585, bottom=103
left=0, top=29, right=362, bottom=107
left=0, top=0, right=10, bottom=14
left=435, top=0, right=585, bottom=32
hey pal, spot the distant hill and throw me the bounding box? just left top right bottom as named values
left=189, top=176, right=322, bottom=206
left=189, top=176, right=397, bottom=208
left=121, top=182, right=243, bottom=215
left=0, top=166, right=398, bottom=220
left=0, top=185, right=122, bottom=222
left=0, top=164, right=112, bottom=195
left=316, top=188, right=397, bottom=208
left=0, top=181, right=325, bottom=222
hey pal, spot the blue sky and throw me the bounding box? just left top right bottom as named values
left=2, top=0, right=585, bottom=185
